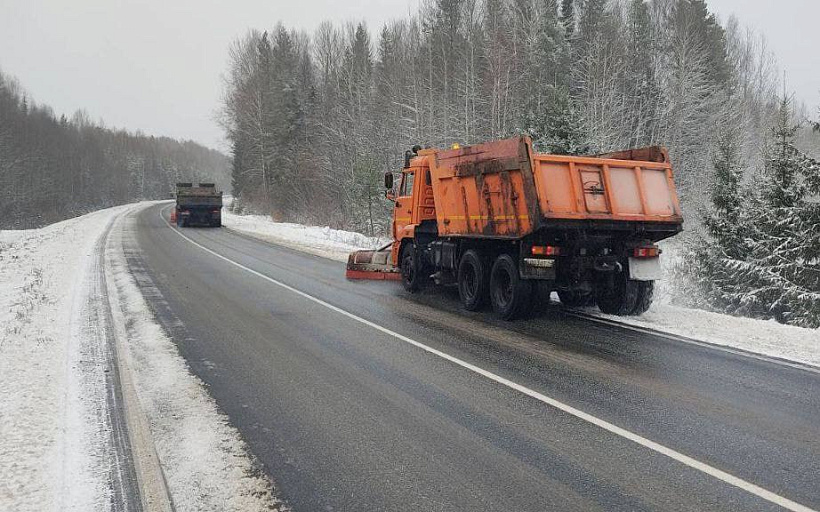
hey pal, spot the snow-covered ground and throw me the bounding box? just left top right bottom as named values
left=587, top=239, right=820, bottom=367
left=223, top=210, right=820, bottom=369
left=223, top=210, right=388, bottom=262
left=591, top=304, right=820, bottom=367
left=0, top=203, right=281, bottom=511
left=1, top=205, right=135, bottom=511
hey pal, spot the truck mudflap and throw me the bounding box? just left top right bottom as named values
left=346, top=243, right=402, bottom=281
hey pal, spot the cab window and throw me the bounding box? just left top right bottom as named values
left=400, top=171, right=415, bottom=196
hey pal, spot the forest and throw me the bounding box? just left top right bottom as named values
left=0, top=69, right=230, bottom=229
left=221, top=0, right=820, bottom=327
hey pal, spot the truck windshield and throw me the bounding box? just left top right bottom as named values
left=400, top=171, right=415, bottom=196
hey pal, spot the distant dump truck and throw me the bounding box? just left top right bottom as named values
left=346, top=136, right=683, bottom=320
left=175, top=183, right=223, bottom=227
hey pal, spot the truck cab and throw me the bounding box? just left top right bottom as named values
left=390, top=152, right=437, bottom=266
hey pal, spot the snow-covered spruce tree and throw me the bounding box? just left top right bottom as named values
left=535, top=87, right=589, bottom=155
left=728, top=97, right=820, bottom=326
left=812, top=100, right=819, bottom=133
left=704, top=124, right=747, bottom=260
left=675, top=121, right=750, bottom=312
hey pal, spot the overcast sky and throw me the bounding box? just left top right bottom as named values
left=0, top=0, right=816, bottom=151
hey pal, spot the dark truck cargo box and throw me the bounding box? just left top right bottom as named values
left=175, top=183, right=223, bottom=227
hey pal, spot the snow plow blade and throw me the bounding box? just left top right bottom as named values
left=346, top=243, right=401, bottom=281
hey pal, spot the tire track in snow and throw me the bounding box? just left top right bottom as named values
left=64, top=213, right=142, bottom=511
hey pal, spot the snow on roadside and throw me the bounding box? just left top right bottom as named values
left=608, top=238, right=820, bottom=368
left=0, top=203, right=283, bottom=512
left=223, top=209, right=387, bottom=262
left=106, top=208, right=283, bottom=511
left=222, top=209, right=819, bottom=369
left=590, top=305, right=820, bottom=367
left=0, top=205, right=136, bottom=512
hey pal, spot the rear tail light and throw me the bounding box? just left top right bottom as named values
left=633, top=246, right=660, bottom=258
left=532, top=245, right=560, bottom=256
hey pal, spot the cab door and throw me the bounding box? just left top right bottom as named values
left=393, top=169, right=415, bottom=241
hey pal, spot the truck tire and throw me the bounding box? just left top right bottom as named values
left=458, top=249, right=488, bottom=311
left=401, top=244, right=426, bottom=293
left=527, top=281, right=552, bottom=317
left=558, top=290, right=595, bottom=308
left=489, top=253, right=533, bottom=320
left=595, top=270, right=640, bottom=316
left=631, top=281, right=654, bottom=315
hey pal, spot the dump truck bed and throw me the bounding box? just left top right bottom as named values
left=177, top=195, right=223, bottom=207
left=176, top=183, right=223, bottom=207
left=426, top=136, right=682, bottom=240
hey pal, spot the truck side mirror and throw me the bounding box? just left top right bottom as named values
left=385, top=189, right=396, bottom=201
left=384, top=172, right=394, bottom=190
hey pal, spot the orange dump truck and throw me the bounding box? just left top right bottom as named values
left=347, top=136, right=683, bottom=319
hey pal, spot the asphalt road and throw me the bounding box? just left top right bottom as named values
left=124, top=203, right=820, bottom=511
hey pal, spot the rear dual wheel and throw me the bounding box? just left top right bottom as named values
left=489, top=254, right=533, bottom=321
left=558, top=290, right=595, bottom=308
left=632, top=281, right=654, bottom=315
left=595, top=267, right=654, bottom=316
left=458, top=250, right=488, bottom=311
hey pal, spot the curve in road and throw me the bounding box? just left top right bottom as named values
left=121, top=203, right=820, bottom=511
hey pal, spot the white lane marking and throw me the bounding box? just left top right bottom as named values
left=157, top=206, right=814, bottom=512
left=563, top=310, right=820, bottom=375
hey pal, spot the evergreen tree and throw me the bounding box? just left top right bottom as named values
left=622, top=0, right=659, bottom=146
left=536, top=88, right=588, bottom=155
left=730, top=97, right=820, bottom=326
left=678, top=123, right=748, bottom=311
left=703, top=124, right=746, bottom=258
left=560, top=0, right=575, bottom=35
left=673, top=0, right=730, bottom=87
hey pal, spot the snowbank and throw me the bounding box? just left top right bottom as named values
left=610, top=239, right=819, bottom=368
left=0, top=205, right=135, bottom=511
left=0, top=203, right=282, bottom=511
left=223, top=210, right=388, bottom=262
left=590, top=305, right=820, bottom=368
left=222, top=210, right=819, bottom=369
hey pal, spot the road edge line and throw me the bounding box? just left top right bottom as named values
left=161, top=206, right=815, bottom=512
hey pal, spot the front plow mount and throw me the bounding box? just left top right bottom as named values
left=346, top=243, right=401, bottom=281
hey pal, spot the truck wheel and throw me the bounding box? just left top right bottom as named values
left=631, top=281, right=654, bottom=315
left=558, top=290, right=595, bottom=308
left=490, top=254, right=533, bottom=320
left=401, top=244, right=426, bottom=293
left=526, top=281, right=552, bottom=317
left=595, top=271, right=639, bottom=316
left=458, top=250, right=488, bottom=311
